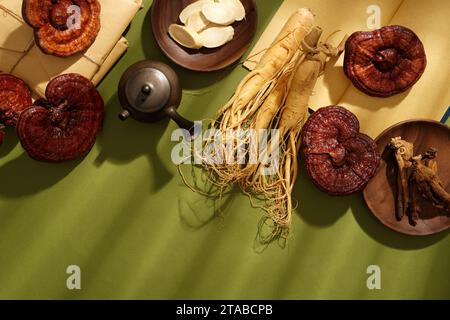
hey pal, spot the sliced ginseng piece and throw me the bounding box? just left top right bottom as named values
left=201, top=1, right=236, bottom=25
left=199, top=26, right=235, bottom=48
left=169, top=24, right=203, bottom=49
left=179, top=0, right=214, bottom=24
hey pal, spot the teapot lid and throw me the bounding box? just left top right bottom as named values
left=124, top=67, right=171, bottom=113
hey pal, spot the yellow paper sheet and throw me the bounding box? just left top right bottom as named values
left=245, top=0, right=450, bottom=137
left=0, top=0, right=142, bottom=97
left=92, top=38, right=129, bottom=86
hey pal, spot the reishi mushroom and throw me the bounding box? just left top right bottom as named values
left=17, top=74, right=104, bottom=162
left=302, top=106, right=381, bottom=196
left=344, top=25, right=427, bottom=97
left=0, top=74, right=32, bottom=145
left=22, top=0, right=101, bottom=57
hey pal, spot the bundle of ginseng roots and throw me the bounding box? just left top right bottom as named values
left=180, top=8, right=344, bottom=244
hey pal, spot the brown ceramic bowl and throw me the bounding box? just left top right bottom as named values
left=363, top=120, right=450, bottom=236
left=151, top=0, right=258, bottom=72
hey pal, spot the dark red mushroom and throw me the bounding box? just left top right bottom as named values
left=22, top=0, right=101, bottom=57
left=344, top=25, right=427, bottom=97
left=0, top=74, right=32, bottom=145
left=302, top=106, right=380, bottom=196
left=17, top=74, right=104, bottom=162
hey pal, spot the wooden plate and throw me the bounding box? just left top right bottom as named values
left=363, top=120, right=450, bottom=236
left=151, top=0, right=258, bottom=72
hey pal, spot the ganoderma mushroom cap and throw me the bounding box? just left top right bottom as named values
left=0, top=73, right=32, bottom=145
left=22, top=0, right=101, bottom=57
left=17, top=74, right=104, bottom=162
left=302, top=106, right=381, bottom=196
left=0, top=73, right=32, bottom=127
left=344, top=25, right=427, bottom=97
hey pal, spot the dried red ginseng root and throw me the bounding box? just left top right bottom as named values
left=344, top=25, right=427, bottom=97
left=22, top=0, right=101, bottom=57
left=0, top=74, right=32, bottom=145
left=302, top=106, right=380, bottom=196
left=17, top=74, right=104, bottom=162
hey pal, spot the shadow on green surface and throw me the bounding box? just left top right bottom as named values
left=178, top=192, right=236, bottom=231
left=351, top=196, right=448, bottom=250
left=94, top=93, right=173, bottom=192
left=293, top=160, right=447, bottom=250
left=0, top=127, right=19, bottom=158
left=142, top=5, right=234, bottom=91
left=0, top=152, right=80, bottom=196
left=293, top=164, right=349, bottom=227
left=177, top=165, right=239, bottom=230
left=59, top=180, right=157, bottom=299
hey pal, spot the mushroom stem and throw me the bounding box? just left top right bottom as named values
left=49, top=100, right=70, bottom=126
left=55, top=100, right=70, bottom=111
left=373, top=48, right=399, bottom=72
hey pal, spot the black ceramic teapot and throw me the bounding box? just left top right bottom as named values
left=118, top=60, right=194, bottom=132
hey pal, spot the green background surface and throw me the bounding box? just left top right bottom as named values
left=0, top=0, right=449, bottom=300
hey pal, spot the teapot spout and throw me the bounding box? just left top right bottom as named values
left=119, top=110, right=131, bottom=121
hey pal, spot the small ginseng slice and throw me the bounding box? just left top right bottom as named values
left=201, top=2, right=236, bottom=25
left=220, top=0, right=246, bottom=21
left=199, top=26, right=234, bottom=48
left=179, top=0, right=214, bottom=24
left=186, top=11, right=209, bottom=33
left=169, top=24, right=202, bottom=49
